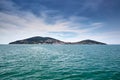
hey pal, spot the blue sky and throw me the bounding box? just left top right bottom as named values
left=0, top=0, right=120, bottom=44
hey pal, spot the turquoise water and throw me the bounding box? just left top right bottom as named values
left=0, top=45, right=120, bottom=80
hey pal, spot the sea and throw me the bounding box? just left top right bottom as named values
left=0, top=45, right=120, bottom=80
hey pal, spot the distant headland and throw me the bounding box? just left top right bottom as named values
left=9, top=36, right=106, bottom=45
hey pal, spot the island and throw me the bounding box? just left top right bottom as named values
left=9, top=36, right=106, bottom=45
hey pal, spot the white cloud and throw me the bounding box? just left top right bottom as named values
left=0, top=11, right=103, bottom=44
left=1, top=0, right=119, bottom=44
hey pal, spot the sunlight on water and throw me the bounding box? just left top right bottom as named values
left=0, top=45, right=120, bottom=80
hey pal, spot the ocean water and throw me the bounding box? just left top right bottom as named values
left=0, top=45, right=120, bottom=80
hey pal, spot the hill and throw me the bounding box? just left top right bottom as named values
left=72, top=39, right=106, bottom=45
left=9, top=36, right=106, bottom=45
left=9, top=36, right=65, bottom=44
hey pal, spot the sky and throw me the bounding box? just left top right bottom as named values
left=0, top=0, right=120, bottom=44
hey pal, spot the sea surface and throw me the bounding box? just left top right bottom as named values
left=0, top=45, right=120, bottom=80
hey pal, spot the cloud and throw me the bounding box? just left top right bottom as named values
left=1, top=0, right=120, bottom=44
left=0, top=9, right=103, bottom=44
left=0, top=0, right=19, bottom=12
left=81, top=0, right=104, bottom=11
left=48, top=31, right=78, bottom=38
